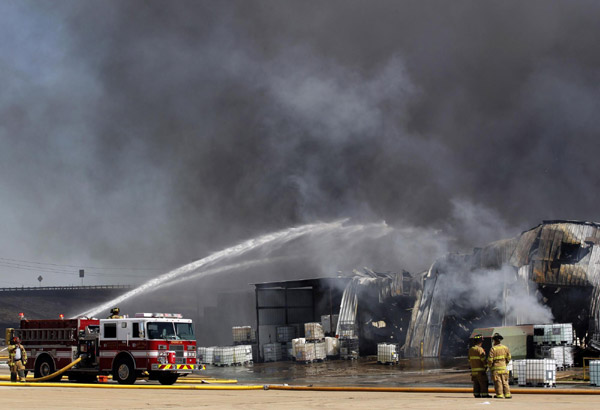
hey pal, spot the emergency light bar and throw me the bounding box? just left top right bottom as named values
left=134, top=313, right=183, bottom=318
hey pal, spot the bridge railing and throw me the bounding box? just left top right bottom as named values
left=0, top=285, right=132, bottom=292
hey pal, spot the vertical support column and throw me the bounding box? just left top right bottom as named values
left=329, top=286, right=333, bottom=334
left=284, top=285, right=289, bottom=325
left=312, top=286, right=316, bottom=322
left=255, top=287, right=261, bottom=362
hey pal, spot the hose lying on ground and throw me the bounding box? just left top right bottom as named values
left=267, top=385, right=600, bottom=395
left=0, top=357, right=82, bottom=382
left=0, top=381, right=264, bottom=390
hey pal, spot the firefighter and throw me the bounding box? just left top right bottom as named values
left=487, top=333, right=512, bottom=399
left=468, top=334, right=490, bottom=398
left=108, top=307, right=122, bottom=319
left=7, top=336, right=27, bottom=383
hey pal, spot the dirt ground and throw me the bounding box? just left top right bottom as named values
left=2, top=385, right=600, bottom=409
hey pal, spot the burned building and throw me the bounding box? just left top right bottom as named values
left=404, top=220, right=600, bottom=357
left=252, top=220, right=600, bottom=360
left=253, top=271, right=418, bottom=358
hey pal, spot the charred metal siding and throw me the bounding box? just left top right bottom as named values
left=405, top=220, right=600, bottom=357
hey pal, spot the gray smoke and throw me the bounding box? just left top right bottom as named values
left=2, top=1, right=600, bottom=293
left=441, top=264, right=554, bottom=325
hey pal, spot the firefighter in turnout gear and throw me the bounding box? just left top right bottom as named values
left=108, top=307, right=123, bottom=319
left=468, top=334, right=490, bottom=398
left=488, top=333, right=512, bottom=399
left=7, top=337, right=27, bottom=382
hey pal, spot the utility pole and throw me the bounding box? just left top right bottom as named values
left=79, top=269, right=84, bottom=287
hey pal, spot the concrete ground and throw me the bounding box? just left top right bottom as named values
left=2, top=386, right=600, bottom=409
left=1, top=358, right=599, bottom=409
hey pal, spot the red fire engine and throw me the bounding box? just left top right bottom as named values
left=14, top=313, right=196, bottom=385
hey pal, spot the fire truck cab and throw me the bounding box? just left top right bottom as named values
left=15, top=312, right=196, bottom=385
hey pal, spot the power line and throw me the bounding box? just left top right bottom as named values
left=0, top=256, right=165, bottom=271
left=0, top=263, right=147, bottom=278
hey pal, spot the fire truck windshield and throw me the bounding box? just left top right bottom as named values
left=175, top=323, right=195, bottom=340
left=147, top=322, right=177, bottom=340
left=147, top=321, right=195, bottom=340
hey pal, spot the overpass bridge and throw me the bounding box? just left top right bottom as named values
left=0, top=285, right=133, bottom=334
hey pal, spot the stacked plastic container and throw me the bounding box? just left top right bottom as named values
left=549, top=346, right=575, bottom=369
left=533, top=323, right=573, bottom=345
left=291, top=338, right=305, bottom=359
left=340, top=338, right=359, bottom=360
left=263, top=343, right=283, bottom=362
left=213, top=346, right=235, bottom=366
left=232, top=326, right=256, bottom=344
left=277, top=326, right=297, bottom=343
left=590, top=360, right=600, bottom=386
left=313, top=341, right=326, bottom=360
left=305, top=323, right=325, bottom=341
left=533, top=323, right=574, bottom=373
left=294, top=341, right=316, bottom=362
left=377, top=343, right=399, bottom=364
left=325, top=336, right=339, bottom=358
left=513, top=359, right=556, bottom=387
left=233, top=345, right=253, bottom=365
left=197, top=346, right=215, bottom=365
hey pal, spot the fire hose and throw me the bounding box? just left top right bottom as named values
left=1, top=381, right=600, bottom=393
left=0, top=356, right=82, bottom=382
left=266, top=385, right=600, bottom=394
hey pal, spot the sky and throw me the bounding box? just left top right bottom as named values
left=2, top=1, right=600, bottom=290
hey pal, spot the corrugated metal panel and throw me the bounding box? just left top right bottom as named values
left=515, top=265, right=531, bottom=325
left=558, top=265, right=588, bottom=287
left=510, top=226, right=541, bottom=266
left=480, top=239, right=517, bottom=269
left=287, top=289, right=312, bottom=307
left=257, top=289, right=285, bottom=306
left=336, top=279, right=359, bottom=338
left=258, top=309, right=286, bottom=326
left=403, top=263, right=446, bottom=357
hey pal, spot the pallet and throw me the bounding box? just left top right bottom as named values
left=377, top=361, right=398, bottom=365
left=519, top=382, right=556, bottom=388
left=213, top=363, right=232, bottom=367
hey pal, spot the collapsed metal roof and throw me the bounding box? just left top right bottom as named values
left=404, top=220, right=600, bottom=356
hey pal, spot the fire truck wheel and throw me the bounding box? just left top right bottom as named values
left=157, top=372, right=179, bottom=385
left=35, top=356, right=62, bottom=382
left=113, top=357, right=137, bottom=384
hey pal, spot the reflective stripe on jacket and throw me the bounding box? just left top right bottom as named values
left=468, top=345, right=486, bottom=374
left=487, top=344, right=511, bottom=374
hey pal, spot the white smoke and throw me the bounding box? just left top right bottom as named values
left=440, top=264, right=553, bottom=325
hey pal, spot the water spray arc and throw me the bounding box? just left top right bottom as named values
left=76, top=219, right=364, bottom=318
